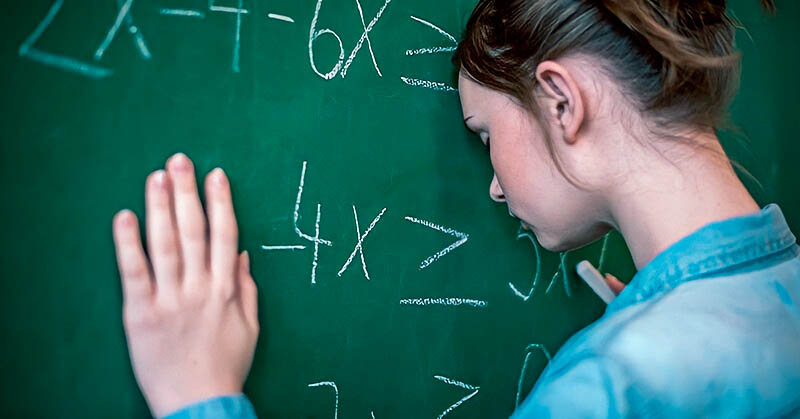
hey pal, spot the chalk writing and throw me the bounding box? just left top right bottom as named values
left=337, top=206, right=387, bottom=280
left=598, top=233, right=611, bottom=272
left=294, top=161, right=333, bottom=246
left=23, top=0, right=466, bottom=87
left=309, top=0, right=390, bottom=79
left=509, top=225, right=542, bottom=301
left=209, top=0, right=248, bottom=14
left=308, top=0, right=344, bottom=80
left=544, top=251, right=571, bottom=297
left=95, top=0, right=151, bottom=60
left=312, top=203, right=324, bottom=283
left=261, top=161, right=332, bottom=284
left=400, top=15, right=458, bottom=92
left=400, top=77, right=457, bottom=92
left=308, top=381, right=339, bottom=419
left=405, top=15, right=457, bottom=55
left=341, top=0, right=391, bottom=78
left=261, top=245, right=306, bottom=250
left=404, top=216, right=469, bottom=269
left=160, top=8, right=205, bottom=18
left=434, top=375, right=480, bottom=418
left=267, top=13, right=294, bottom=23
left=208, top=0, right=247, bottom=72
left=399, top=298, right=487, bottom=308
left=19, top=0, right=113, bottom=78
left=515, top=343, right=552, bottom=407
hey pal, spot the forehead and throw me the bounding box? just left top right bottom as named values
left=458, top=73, right=482, bottom=107
left=458, top=73, right=515, bottom=116
left=458, top=73, right=496, bottom=114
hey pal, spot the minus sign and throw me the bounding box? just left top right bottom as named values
left=261, top=245, right=306, bottom=250
left=267, top=13, right=295, bottom=23
left=160, top=8, right=205, bottom=18
left=210, top=6, right=249, bottom=14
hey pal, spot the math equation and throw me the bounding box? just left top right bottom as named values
left=19, top=0, right=458, bottom=92
left=263, top=160, right=610, bottom=417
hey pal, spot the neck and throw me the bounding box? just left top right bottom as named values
left=607, top=133, right=759, bottom=270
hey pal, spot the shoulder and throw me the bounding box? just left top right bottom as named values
left=516, top=266, right=800, bottom=418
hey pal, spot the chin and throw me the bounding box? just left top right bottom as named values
left=531, top=224, right=611, bottom=252
left=531, top=227, right=601, bottom=253
left=536, top=234, right=573, bottom=252
left=525, top=227, right=565, bottom=252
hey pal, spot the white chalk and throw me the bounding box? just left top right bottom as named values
left=160, top=8, right=206, bottom=18
left=18, top=0, right=113, bottom=78
left=433, top=375, right=480, bottom=418
left=308, top=381, right=338, bottom=419
left=267, top=13, right=294, bottom=23
left=576, top=260, right=616, bottom=304
left=400, top=76, right=457, bottom=92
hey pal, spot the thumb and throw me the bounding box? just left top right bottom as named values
left=604, top=273, right=626, bottom=295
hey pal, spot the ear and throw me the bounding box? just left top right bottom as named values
left=535, top=61, right=585, bottom=144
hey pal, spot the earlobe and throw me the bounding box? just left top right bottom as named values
left=535, top=61, right=585, bottom=144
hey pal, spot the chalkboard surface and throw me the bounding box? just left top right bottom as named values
left=0, top=1, right=797, bottom=417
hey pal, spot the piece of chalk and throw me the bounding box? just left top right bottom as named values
left=576, top=260, right=617, bottom=304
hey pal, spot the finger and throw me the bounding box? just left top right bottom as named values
left=206, top=168, right=239, bottom=285
left=145, top=170, right=181, bottom=289
left=604, top=273, right=626, bottom=295
left=112, top=210, right=153, bottom=300
left=166, top=153, right=208, bottom=281
left=238, top=251, right=259, bottom=330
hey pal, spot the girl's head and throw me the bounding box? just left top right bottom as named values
left=455, top=0, right=774, bottom=251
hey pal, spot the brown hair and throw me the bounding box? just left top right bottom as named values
left=454, top=0, right=775, bottom=179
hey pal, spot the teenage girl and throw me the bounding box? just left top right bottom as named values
left=111, top=0, right=799, bottom=417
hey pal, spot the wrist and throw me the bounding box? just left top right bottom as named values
left=160, top=393, right=255, bottom=419
left=149, top=382, right=243, bottom=418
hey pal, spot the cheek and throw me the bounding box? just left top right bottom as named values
left=490, top=127, right=555, bottom=206
left=493, top=138, right=585, bottom=238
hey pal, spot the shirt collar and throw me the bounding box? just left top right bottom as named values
left=605, top=204, right=796, bottom=314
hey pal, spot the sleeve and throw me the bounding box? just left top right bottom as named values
left=162, top=394, right=257, bottom=419
left=511, top=355, right=635, bottom=418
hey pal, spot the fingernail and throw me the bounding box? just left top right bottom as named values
left=117, top=209, right=134, bottom=226
left=170, top=152, right=190, bottom=170
left=212, top=167, right=227, bottom=185
left=153, top=170, right=166, bottom=186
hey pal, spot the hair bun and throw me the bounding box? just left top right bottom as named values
left=599, top=0, right=773, bottom=70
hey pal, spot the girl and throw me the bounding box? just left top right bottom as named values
left=111, top=0, right=799, bottom=417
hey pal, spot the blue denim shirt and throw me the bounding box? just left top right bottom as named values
left=514, top=204, right=800, bottom=417
left=163, top=394, right=256, bottom=419
left=165, top=205, right=800, bottom=418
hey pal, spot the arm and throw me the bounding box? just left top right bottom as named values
left=112, top=152, right=259, bottom=418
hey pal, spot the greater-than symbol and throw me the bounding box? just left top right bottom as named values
left=404, top=216, right=469, bottom=269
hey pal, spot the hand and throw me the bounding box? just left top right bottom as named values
left=112, top=152, right=259, bottom=418
left=604, top=273, right=626, bottom=295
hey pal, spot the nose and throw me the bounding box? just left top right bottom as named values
left=489, top=174, right=505, bottom=202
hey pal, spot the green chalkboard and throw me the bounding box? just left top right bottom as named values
left=0, top=0, right=797, bottom=417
